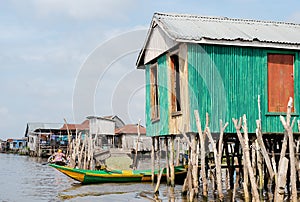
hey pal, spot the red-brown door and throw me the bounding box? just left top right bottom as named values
left=268, top=54, right=294, bottom=112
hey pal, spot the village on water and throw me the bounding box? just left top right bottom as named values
left=3, top=12, right=300, bottom=201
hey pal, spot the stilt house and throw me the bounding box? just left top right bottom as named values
left=136, top=12, right=300, bottom=135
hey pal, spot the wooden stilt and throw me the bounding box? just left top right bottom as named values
left=256, top=120, right=275, bottom=180
left=280, top=97, right=297, bottom=202
left=274, top=157, right=289, bottom=202
left=233, top=116, right=260, bottom=202
left=154, top=167, right=165, bottom=194
left=156, top=136, right=161, bottom=175
left=194, top=110, right=208, bottom=197
left=170, top=136, right=175, bottom=187
left=256, top=140, right=264, bottom=195
left=176, top=137, right=180, bottom=166
left=232, top=157, right=240, bottom=202
left=165, top=137, right=170, bottom=185
left=151, top=137, right=155, bottom=183
left=206, top=119, right=228, bottom=200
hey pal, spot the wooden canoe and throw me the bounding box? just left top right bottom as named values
left=49, top=164, right=187, bottom=184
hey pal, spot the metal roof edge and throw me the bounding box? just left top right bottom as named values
left=176, top=38, right=300, bottom=50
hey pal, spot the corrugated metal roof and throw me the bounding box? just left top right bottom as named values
left=115, top=124, right=146, bottom=135
left=136, top=12, right=300, bottom=67
left=154, top=12, right=300, bottom=45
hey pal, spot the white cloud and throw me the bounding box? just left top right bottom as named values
left=30, top=0, right=137, bottom=20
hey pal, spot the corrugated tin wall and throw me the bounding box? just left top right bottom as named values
left=145, top=55, right=170, bottom=137
left=188, top=43, right=300, bottom=133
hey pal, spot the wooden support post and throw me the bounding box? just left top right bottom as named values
left=256, top=140, right=264, bottom=194
left=154, top=167, right=165, bottom=194
left=194, top=110, right=208, bottom=197
left=170, top=136, right=175, bottom=187
left=151, top=137, right=155, bottom=183
left=274, top=157, right=289, bottom=202
left=156, top=136, right=161, bottom=174
left=176, top=137, right=180, bottom=166
left=251, top=142, right=256, bottom=180
left=133, top=120, right=141, bottom=170
left=280, top=97, right=297, bottom=202
left=165, top=137, right=170, bottom=185
left=206, top=120, right=228, bottom=200
left=232, top=157, right=240, bottom=202
left=190, top=133, right=198, bottom=195
left=256, top=120, right=275, bottom=180
left=233, top=116, right=260, bottom=202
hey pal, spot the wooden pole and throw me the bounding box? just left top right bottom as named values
left=64, top=118, right=72, bottom=157
left=256, top=140, right=264, bottom=194
left=133, top=120, right=141, bottom=170
left=151, top=137, right=155, bottom=183
left=206, top=125, right=225, bottom=200
left=170, top=136, right=175, bottom=187
left=274, top=157, right=289, bottom=202
left=280, top=97, right=297, bottom=202
left=176, top=137, right=180, bottom=166
left=156, top=136, right=161, bottom=183
left=194, top=110, right=208, bottom=197
left=165, top=137, right=170, bottom=185
left=233, top=116, right=260, bottom=202
left=190, top=133, right=198, bottom=195
left=154, top=167, right=165, bottom=194
left=256, top=120, right=275, bottom=180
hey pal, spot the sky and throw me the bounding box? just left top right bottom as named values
left=1, top=0, right=300, bottom=140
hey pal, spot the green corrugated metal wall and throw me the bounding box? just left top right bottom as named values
left=145, top=43, right=300, bottom=137
left=145, top=55, right=170, bottom=136
left=188, top=43, right=300, bottom=133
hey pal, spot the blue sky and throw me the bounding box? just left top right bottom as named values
left=1, top=0, right=300, bottom=140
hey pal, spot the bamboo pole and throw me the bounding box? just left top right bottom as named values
left=194, top=110, right=208, bottom=197
left=176, top=137, right=180, bottom=166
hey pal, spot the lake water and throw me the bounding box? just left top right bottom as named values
left=0, top=153, right=190, bottom=202
left=3, top=153, right=293, bottom=202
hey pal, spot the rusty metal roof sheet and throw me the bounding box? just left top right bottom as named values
left=154, top=12, right=300, bottom=45
left=115, top=124, right=146, bottom=135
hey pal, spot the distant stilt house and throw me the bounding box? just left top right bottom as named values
left=115, top=124, right=151, bottom=152
left=6, top=138, right=27, bottom=153
left=25, top=121, right=89, bottom=157
left=136, top=12, right=300, bottom=137
left=25, top=123, right=66, bottom=157
left=87, top=116, right=116, bottom=149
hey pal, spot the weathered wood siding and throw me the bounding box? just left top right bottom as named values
left=188, top=43, right=300, bottom=133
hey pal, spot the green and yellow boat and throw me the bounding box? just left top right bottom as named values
left=49, top=164, right=187, bottom=184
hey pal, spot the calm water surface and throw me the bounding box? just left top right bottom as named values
left=0, top=153, right=190, bottom=202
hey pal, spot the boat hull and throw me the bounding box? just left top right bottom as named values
left=49, top=164, right=187, bottom=184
